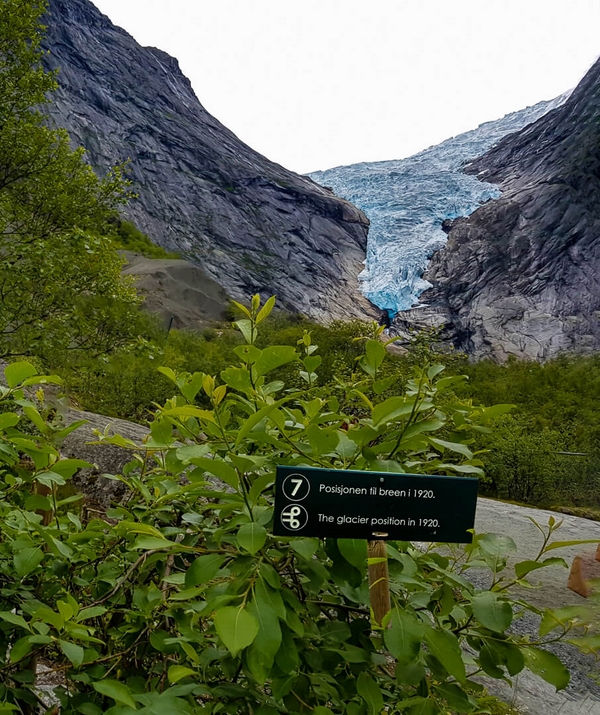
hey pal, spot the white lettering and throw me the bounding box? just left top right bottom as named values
left=319, top=484, right=368, bottom=496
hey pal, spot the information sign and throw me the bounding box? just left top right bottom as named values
left=274, top=466, right=478, bottom=543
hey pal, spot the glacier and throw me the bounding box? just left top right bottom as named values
left=310, top=94, right=570, bottom=316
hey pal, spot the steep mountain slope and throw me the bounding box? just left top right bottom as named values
left=42, top=0, right=378, bottom=323
left=420, top=56, right=600, bottom=360
left=310, top=96, right=568, bottom=316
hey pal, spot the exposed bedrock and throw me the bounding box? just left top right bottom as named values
left=42, top=0, right=378, bottom=323
left=393, top=55, right=600, bottom=360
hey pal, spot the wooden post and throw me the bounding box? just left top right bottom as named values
left=368, top=539, right=391, bottom=626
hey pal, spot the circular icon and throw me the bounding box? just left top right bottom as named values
left=280, top=504, right=308, bottom=531
left=282, top=473, right=311, bottom=501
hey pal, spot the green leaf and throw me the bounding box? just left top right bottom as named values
left=428, top=437, right=473, bottom=459
left=433, top=683, right=472, bottom=713
left=160, top=405, right=217, bottom=423
left=76, top=606, right=107, bottom=621
left=93, top=680, right=138, bottom=708
left=157, top=366, right=177, bottom=384
left=471, top=592, right=512, bottom=632
left=337, top=539, right=367, bottom=570
left=132, top=536, right=179, bottom=550
left=290, top=538, right=319, bottom=560
left=0, top=412, right=19, bottom=430
left=440, top=463, right=484, bottom=475
left=306, top=423, right=339, bottom=454
left=423, top=626, right=466, bottom=683
left=515, top=557, right=567, bottom=579
left=303, top=355, right=321, bottom=373
left=365, top=339, right=386, bottom=368
left=523, top=646, right=569, bottom=690
left=357, top=672, right=384, bottom=715
left=24, top=494, right=52, bottom=511
left=255, top=295, right=276, bottom=324
left=539, top=605, right=589, bottom=637
left=234, top=396, right=292, bottom=447
left=237, top=523, right=267, bottom=555
left=336, top=431, right=358, bottom=458
left=214, top=606, right=259, bottom=656
left=478, top=403, right=516, bottom=420
left=4, top=361, right=37, bottom=388
left=185, top=553, right=226, bottom=588
left=14, top=547, right=44, bottom=577
left=427, top=364, right=445, bottom=379
left=233, top=319, right=253, bottom=343
left=9, top=635, right=35, bottom=663
left=221, top=366, right=253, bottom=393
left=50, top=458, right=93, bottom=478
left=188, top=456, right=239, bottom=488
left=478, top=533, right=518, bottom=557
left=372, top=397, right=413, bottom=426
left=489, top=639, right=525, bottom=676
left=35, top=470, right=66, bottom=487
left=396, top=661, right=426, bottom=687
left=118, top=521, right=165, bottom=538
left=22, top=406, right=47, bottom=433
left=254, top=346, right=298, bottom=377
left=0, top=611, right=29, bottom=629
left=247, top=582, right=282, bottom=680
left=384, top=608, right=423, bottom=666
left=231, top=300, right=252, bottom=319
left=59, top=640, right=85, bottom=667
left=168, top=665, right=196, bottom=683
left=544, top=539, right=600, bottom=552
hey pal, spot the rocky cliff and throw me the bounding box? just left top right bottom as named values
left=406, top=57, right=600, bottom=360
left=42, top=0, right=378, bottom=323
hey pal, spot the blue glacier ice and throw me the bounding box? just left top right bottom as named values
left=310, top=94, right=570, bottom=316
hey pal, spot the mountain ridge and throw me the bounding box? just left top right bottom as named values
left=42, top=0, right=379, bottom=324
left=420, top=54, right=600, bottom=359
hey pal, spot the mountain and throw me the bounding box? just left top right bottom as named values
left=420, top=58, right=600, bottom=360
left=310, top=96, right=569, bottom=318
left=41, top=0, right=379, bottom=324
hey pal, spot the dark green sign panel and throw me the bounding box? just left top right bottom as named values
left=274, top=466, right=478, bottom=543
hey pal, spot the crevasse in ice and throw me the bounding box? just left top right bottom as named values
left=309, top=93, right=569, bottom=316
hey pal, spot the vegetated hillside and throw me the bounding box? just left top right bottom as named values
left=42, top=0, right=379, bottom=324
left=409, top=54, right=600, bottom=360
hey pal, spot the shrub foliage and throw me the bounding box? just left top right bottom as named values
left=0, top=298, right=597, bottom=714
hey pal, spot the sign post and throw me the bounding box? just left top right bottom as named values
left=274, top=466, right=478, bottom=625
left=367, top=539, right=391, bottom=625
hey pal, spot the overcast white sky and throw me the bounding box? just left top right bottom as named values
left=90, top=0, right=600, bottom=174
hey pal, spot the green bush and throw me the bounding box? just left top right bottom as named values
left=475, top=415, right=568, bottom=504
left=456, top=357, right=600, bottom=510
left=110, top=219, right=180, bottom=259
left=0, top=298, right=596, bottom=714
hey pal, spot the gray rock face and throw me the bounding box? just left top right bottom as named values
left=396, top=58, right=600, bottom=360
left=42, top=0, right=378, bottom=324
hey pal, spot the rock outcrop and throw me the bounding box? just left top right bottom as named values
left=42, top=0, right=378, bottom=324
left=403, top=57, right=600, bottom=360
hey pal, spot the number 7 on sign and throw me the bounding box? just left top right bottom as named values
left=282, top=473, right=310, bottom=501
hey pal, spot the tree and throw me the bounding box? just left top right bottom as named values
left=0, top=0, right=141, bottom=358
